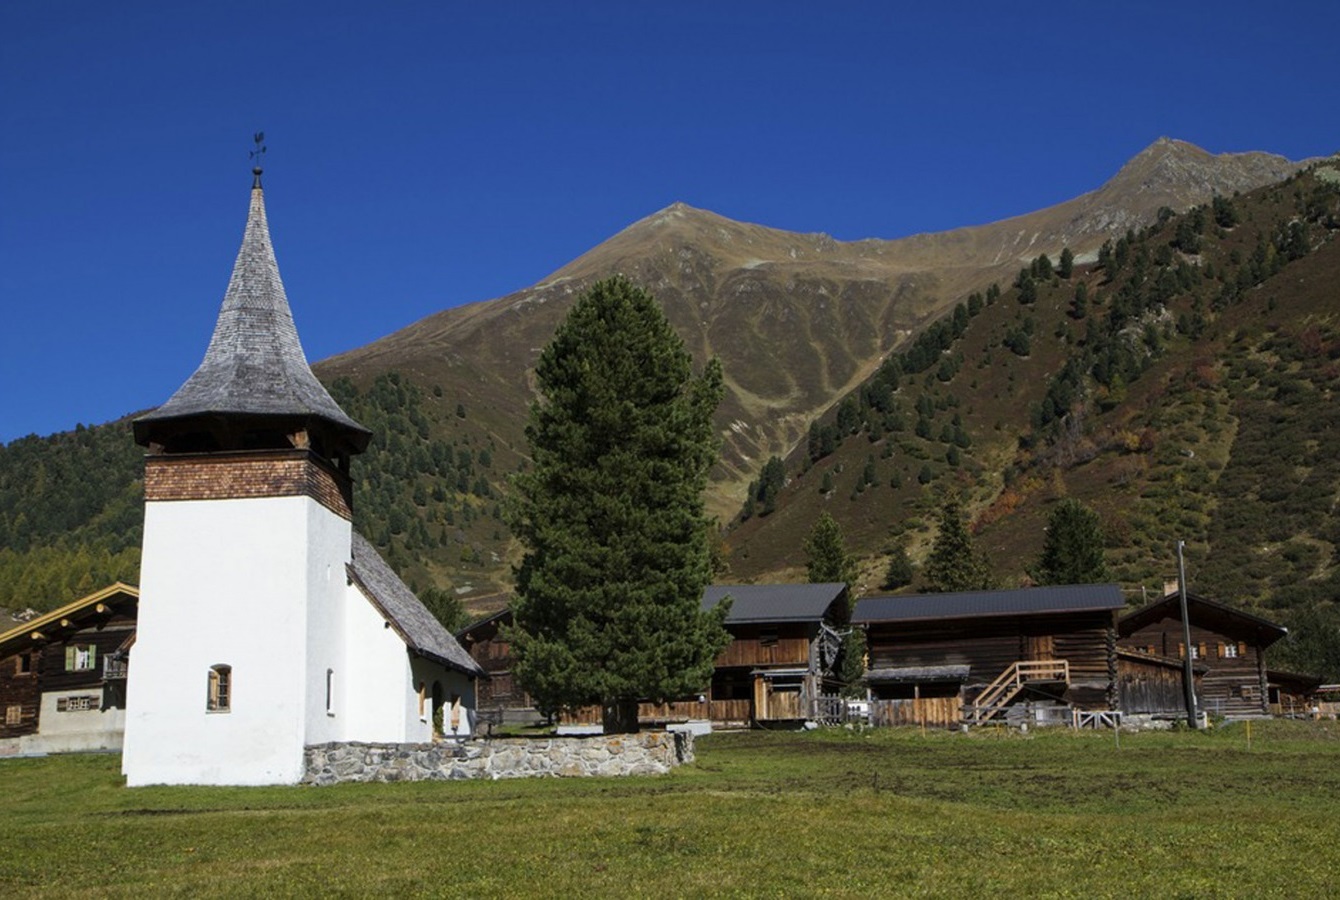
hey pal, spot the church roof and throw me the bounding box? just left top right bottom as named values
left=133, top=172, right=369, bottom=451
left=347, top=532, right=483, bottom=677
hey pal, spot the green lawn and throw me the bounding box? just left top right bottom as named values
left=3, top=722, right=1338, bottom=898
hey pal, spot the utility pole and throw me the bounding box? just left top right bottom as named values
left=1177, top=540, right=1199, bottom=728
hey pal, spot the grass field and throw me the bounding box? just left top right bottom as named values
left=3, top=721, right=1338, bottom=898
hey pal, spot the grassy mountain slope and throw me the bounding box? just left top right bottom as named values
left=319, top=139, right=1305, bottom=522
left=724, top=161, right=1340, bottom=675
left=0, top=140, right=1318, bottom=623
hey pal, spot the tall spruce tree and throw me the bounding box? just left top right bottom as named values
left=803, top=513, right=865, bottom=695
left=508, top=276, right=729, bottom=733
left=1031, top=498, right=1109, bottom=585
left=923, top=494, right=994, bottom=592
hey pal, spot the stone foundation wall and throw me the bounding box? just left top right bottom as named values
left=302, top=731, right=694, bottom=785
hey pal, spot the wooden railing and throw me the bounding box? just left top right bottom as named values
left=967, top=659, right=1070, bottom=724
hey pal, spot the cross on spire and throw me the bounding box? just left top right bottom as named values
left=250, top=131, right=267, bottom=187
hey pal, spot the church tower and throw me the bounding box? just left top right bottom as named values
left=122, top=164, right=374, bottom=785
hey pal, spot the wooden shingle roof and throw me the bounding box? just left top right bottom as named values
left=133, top=175, right=369, bottom=453
left=347, top=532, right=483, bottom=677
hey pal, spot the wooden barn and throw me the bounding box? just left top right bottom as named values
left=1117, top=593, right=1287, bottom=718
left=456, top=609, right=540, bottom=726
left=462, top=583, right=850, bottom=729
left=0, top=584, right=138, bottom=755
left=700, top=583, right=848, bottom=726
left=853, top=584, right=1125, bottom=728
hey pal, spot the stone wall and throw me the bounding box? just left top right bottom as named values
left=302, top=730, right=694, bottom=785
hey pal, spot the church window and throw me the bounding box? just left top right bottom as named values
left=325, top=668, right=335, bottom=716
left=207, top=665, right=232, bottom=712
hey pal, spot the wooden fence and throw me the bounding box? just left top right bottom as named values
left=869, top=697, right=961, bottom=729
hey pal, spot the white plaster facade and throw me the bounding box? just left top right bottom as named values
left=122, top=493, right=472, bottom=786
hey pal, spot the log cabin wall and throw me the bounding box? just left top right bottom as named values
left=864, top=610, right=1117, bottom=710
left=1117, top=655, right=1200, bottom=715
left=37, top=617, right=136, bottom=695
left=0, top=648, right=42, bottom=738
left=459, top=616, right=534, bottom=712
left=1120, top=619, right=1270, bottom=716
left=714, top=623, right=814, bottom=668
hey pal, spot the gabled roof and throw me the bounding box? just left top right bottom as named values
left=0, top=583, right=139, bottom=654
left=701, top=583, right=847, bottom=624
left=854, top=583, right=1124, bottom=625
left=346, top=532, right=482, bottom=676
left=1118, top=592, right=1287, bottom=647
left=134, top=174, right=369, bottom=453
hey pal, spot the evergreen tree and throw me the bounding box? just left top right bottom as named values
left=508, top=276, right=730, bottom=733
left=803, top=512, right=864, bottom=696
left=923, top=494, right=993, bottom=592
left=804, top=512, right=857, bottom=586
left=1058, top=246, right=1074, bottom=279
left=881, top=543, right=914, bottom=590
left=1031, top=498, right=1109, bottom=585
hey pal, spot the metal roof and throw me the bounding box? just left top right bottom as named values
left=854, top=583, right=1124, bottom=624
left=347, top=532, right=482, bottom=677
left=134, top=177, right=369, bottom=451
left=701, top=583, right=847, bottom=624
left=866, top=664, right=970, bottom=684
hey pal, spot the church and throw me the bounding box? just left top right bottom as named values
left=121, top=164, right=482, bottom=786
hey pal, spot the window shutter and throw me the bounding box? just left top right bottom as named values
left=1238, top=642, right=1248, bottom=658
left=1216, top=643, right=1224, bottom=659
left=1178, top=643, right=1186, bottom=659
left=65, top=645, right=76, bottom=670
left=88, top=645, right=96, bottom=669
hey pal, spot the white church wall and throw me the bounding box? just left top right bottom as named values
left=123, top=495, right=316, bottom=786
left=340, top=582, right=420, bottom=742
left=301, top=503, right=354, bottom=746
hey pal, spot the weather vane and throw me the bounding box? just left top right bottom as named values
left=250, top=132, right=267, bottom=186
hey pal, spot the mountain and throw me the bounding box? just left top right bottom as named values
left=319, top=139, right=1309, bottom=523
left=0, top=139, right=1326, bottom=625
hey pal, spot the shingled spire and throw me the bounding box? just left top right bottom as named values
left=134, top=168, right=371, bottom=463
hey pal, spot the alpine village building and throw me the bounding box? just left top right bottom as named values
left=120, top=166, right=481, bottom=786
left=0, top=584, right=139, bottom=755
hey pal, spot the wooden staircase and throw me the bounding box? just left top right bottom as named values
left=965, top=659, right=1070, bottom=725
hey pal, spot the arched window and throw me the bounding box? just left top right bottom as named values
left=207, top=664, right=232, bottom=712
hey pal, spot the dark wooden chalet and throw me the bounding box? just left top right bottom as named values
left=460, top=583, right=849, bottom=729
left=700, top=583, right=848, bottom=726
left=0, top=584, right=138, bottom=754
left=1117, top=593, right=1287, bottom=718
left=456, top=609, right=540, bottom=726
left=854, top=584, right=1125, bottom=727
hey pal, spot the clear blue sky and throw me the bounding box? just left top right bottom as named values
left=1, top=1, right=1336, bottom=444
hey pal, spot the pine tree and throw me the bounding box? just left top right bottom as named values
left=1031, top=499, right=1109, bottom=585
left=923, top=494, right=993, bottom=592
left=881, top=543, right=914, bottom=590
left=508, top=276, right=730, bottom=733
left=803, top=512, right=864, bottom=695
left=804, top=512, right=857, bottom=586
